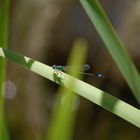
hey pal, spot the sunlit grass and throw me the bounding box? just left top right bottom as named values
left=0, top=47, right=140, bottom=128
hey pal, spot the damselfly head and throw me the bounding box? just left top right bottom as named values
left=82, top=64, right=90, bottom=71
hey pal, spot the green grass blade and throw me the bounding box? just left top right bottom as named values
left=0, top=47, right=140, bottom=128
left=79, top=0, right=140, bottom=103
left=0, top=0, right=10, bottom=139
left=0, top=0, right=9, bottom=46
left=47, top=39, right=87, bottom=140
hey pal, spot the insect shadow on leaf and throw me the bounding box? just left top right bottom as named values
left=53, top=70, right=64, bottom=86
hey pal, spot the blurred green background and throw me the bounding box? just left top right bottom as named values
left=2, top=0, right=140, bottom=140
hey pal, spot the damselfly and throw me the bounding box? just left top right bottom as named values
left=52, top=64, right=104, bottom=78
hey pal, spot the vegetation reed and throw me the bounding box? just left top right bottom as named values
left=0, top=0, right=140, bottom=140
